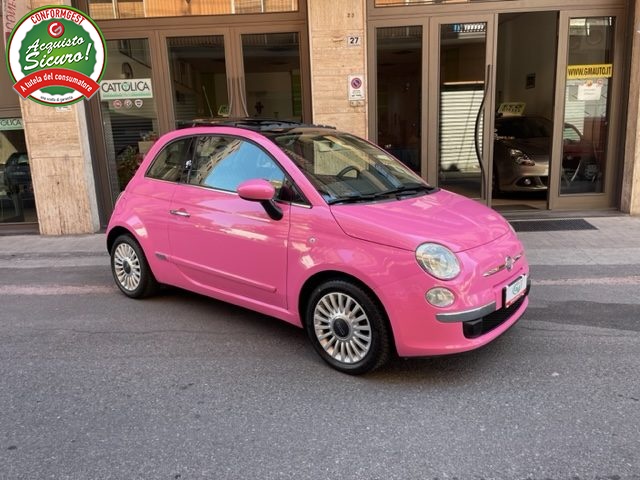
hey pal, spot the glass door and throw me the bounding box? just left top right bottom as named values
left=375, top=25, right=424, bottom=175
left=161, top=27, right=307, bottom=124
left=91, top=37, right=161, bottom=203
left=240, top=32, right=303, bottom=121
left=167, top=35, right=229, bottom=125
left=428, top=16, right=495, bottom=205
left=491, top=11, right=559, bottom=213
left=549, top=10, right=624, bottom=210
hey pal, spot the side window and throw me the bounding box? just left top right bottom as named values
left=146, top=137, right=194, bottom=182
left=189, top=136, right=286, bottom=193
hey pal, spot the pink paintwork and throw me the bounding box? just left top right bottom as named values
left=107, top=125, right=529, bottom=363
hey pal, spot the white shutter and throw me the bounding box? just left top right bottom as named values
left=440, top=86, right=484, bottom=174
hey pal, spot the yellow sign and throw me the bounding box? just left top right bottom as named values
left=498, top=102, right=526, bottom=116
left=567, top=64, right=613, bottom=80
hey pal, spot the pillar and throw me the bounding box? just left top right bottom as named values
left=622, top=0, right=640, bottom=215
left=307, top=0, right=368, bottom=137
left=15, top=0, right=100, bottom=234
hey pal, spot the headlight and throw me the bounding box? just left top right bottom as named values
left=426, top=287, right=455, bottom=307
left=416, top=243, right=460, bottom=280
left=509, top=148, right=536, bottom=166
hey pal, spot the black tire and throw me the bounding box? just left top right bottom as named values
left=110, top=234, right=158, bottom=299
left=304, top=280, right=391, bottom=375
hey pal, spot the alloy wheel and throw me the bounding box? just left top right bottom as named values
left=113, top=242, right=142, bottom=292
left=313, top=292, right=372, bottom=364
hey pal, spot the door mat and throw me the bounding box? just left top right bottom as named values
left=509, top=219, right=598, bottom=232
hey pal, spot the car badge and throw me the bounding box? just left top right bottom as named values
left=505, top=256, right=514, bottom=271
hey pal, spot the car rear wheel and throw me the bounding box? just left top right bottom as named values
left=110, top=234, right=158, bottom=299
left=305, top=280, right=391, bottom=375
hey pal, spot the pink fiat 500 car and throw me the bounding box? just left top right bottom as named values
left=107, top=119, right=530, bottom=374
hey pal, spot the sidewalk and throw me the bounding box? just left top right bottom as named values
left=0, top=215, right=639, bottom=268
left=516, top=215, right=640, bottom=266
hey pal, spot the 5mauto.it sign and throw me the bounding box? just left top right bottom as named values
left=99, top=78, right=153, bottom=101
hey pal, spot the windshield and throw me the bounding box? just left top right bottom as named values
left=495, top=117, right=552, bottom=139
left=269, top=131, right=433, bottom=203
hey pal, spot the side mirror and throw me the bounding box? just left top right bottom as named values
left=237, top=179, right=283, bottom=221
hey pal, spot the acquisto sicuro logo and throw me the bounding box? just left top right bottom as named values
left=6, top=5, right=106, bottom=106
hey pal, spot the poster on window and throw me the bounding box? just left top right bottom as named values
left=577, top=80, right=603, bottom=101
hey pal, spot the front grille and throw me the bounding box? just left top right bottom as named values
left=462, top=294, right=526, bottom=339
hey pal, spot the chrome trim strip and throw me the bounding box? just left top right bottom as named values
left=483, top=252, right=523, bottom=277
left=435, top=301, right=497, bottom=323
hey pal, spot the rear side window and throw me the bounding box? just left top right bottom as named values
left=146, top=137, right=194, bottom=182
left=188, top=136, right=285, bottom=193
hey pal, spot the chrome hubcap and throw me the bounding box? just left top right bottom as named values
left=113, top=243, right=141, bottom=291
left=313, top=292, right=372, bottom=364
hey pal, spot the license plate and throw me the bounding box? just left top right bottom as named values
left=504, top=273, right=528, bottom=308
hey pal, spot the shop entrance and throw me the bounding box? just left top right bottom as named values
left=88, top=21, right=310, bottom=222
left=370, top=4, right=625, bottom=213
left=492, top=11, right=559, bottom=212
left=431, top=16, right=493, bottom=203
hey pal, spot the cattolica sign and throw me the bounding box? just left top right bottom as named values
left=0, top=117, right=23, bottom=130
left=5, top=5, right=106, bottom=106
left=99, top=78, right=154, bottom=101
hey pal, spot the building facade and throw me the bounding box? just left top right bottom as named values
left=1, top=0, right=639, bottom=235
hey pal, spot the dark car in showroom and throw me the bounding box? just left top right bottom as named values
left=493, top=115, right=597, bottom=193
left=3, top=152, right=31, bottom=195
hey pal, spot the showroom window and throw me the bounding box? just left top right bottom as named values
left=0, top=119, right=36, bottom=224
left=88, top=0, right=298, bottom=20
left=98, top=39, right=160, bottom=192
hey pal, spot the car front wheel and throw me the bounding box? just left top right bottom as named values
left=110, top=234, right=158, bottom=299
left=305, top=280, right=391, bottom=375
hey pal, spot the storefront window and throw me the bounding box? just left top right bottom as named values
left=376, top=26, right=422, bottom=174
left=99, top=39, right=159, bottom=192
left=89, top=0, right=298, bottom=20
left=242, top=33, right=302, bottom=121
left=168, top=36, right=228, bottom=126
left=0, top=120, right=36, bottom=224
left=561, top=17, right=614, bottom=195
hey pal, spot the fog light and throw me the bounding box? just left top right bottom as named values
left=523, top=178, right=532, bottom=186
left=426, top=288, right=455, bottom=307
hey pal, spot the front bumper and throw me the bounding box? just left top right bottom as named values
left=436, top=279, right=531, bottom=337
left=375, top=232, right=530, bottom=357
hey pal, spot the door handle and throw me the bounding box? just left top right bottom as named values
left=169, top=209, right=191, bottom=218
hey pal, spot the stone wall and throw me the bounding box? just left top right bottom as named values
left=17, top=0, right=100, bottom=234
left=622, top=0, right=640, bottom=215
left=307, top=0, right=368, bottom=137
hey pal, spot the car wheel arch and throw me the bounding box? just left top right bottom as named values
left=107, top=225, right=138, bottom=254
left=297, top=270, right=398, bottom=355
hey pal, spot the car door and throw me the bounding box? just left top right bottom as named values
left=128, top=136, right=195, bottom=266
left=167, top=134, right=291, bottom=309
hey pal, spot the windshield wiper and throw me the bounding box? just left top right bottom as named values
left=327, top=185, right=436, bottom=205
left=378, top=184, right=436, bottom=197
left=327, top=193, right=379, bottom=205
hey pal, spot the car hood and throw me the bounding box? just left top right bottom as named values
left=499, top=137, right=550, bottom=156
left=330, top=190, right=511, bottom=253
